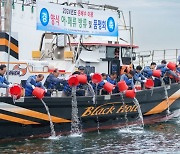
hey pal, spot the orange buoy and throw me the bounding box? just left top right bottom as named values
left=167, top=62, right=176, bottom=71
left=77, top=74, right=87, bottom=84
left=68, top=75, right=79, bottom=87
left=118, top=81, right=128, bottom=92
left=9, top=84, right=22, bottom=99
left=92, top=73, right=102, bottom=84
left=103, top=82, right=114, bottom=93
left=152, top=70, right=161, bottom=78
left=32, top=87, right=45, bottom=99
left=125, top=90, right=136, bottom=99
left=145, top=79, right=154, bottom=89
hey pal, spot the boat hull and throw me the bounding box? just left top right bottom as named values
left=0, top=83, right=180, bottom=140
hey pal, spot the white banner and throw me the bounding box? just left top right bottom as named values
left=36, top=1, right=118, bottom=37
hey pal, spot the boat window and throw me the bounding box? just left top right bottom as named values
left=121, top=47, right=131, bottom=57
left=121, top=47, right=136, bottom=60
left=106, top=47, right=119, bottom=59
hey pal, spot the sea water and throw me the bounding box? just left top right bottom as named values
left=1, top=116, right=180, bottom=153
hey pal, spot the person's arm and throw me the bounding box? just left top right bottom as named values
left=139, top=73, right=146, bottom=80
left=168, top=70, right=179, bottom=78
left=131, top=79, right=135, bottom=89
left=3, top=77, right=10, bottom=85
left=156, top=64, right=166, bottom=70
left=134, top=73, right=144, bottom=83
left=143, top=66, right=150, bottom=73
left=51, top=76, right=64, bottom=85
left=26, top=77, right=35, bottom=89
left=36, top=82, right=45, bottom=89
left=0, top=76, right=9, bottom=88
left=143, top=67, right=153, bottom=77
left=120, top=75, right=125, bottom=81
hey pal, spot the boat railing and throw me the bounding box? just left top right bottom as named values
left=136, top=49, right=180, bottom=66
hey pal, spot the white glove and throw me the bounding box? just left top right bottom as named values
left=8, top=83, right=13, bottom=88
left=142, top=80, right=146, bottom=83
left=103, top=80, right=107, bottom=83
left=90, top=73, right=94, bottom=76
left=45, top=89, right=47, bottom=93
left=134, top=88, right=137, bottom=92
left=32, top=85, right=35, bottom=89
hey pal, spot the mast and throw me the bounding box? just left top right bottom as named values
left=129, top=11, right=133, bottom=64
left=4, top=0, right=12, bottom=32
left=4, top=0, right=12, bottom=82
left=0, top=0, right=2, bottom=31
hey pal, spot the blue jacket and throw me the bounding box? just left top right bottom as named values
left=177, top=67, right=180, bottom=73
left=178, top=55, right=180, bottom=63
left=134, top=71, right=146, bottom=83
left=91, top=80, right=105, bottom=92
left=63, top=81, right=85, bottom=96
left=142, top=66, right=153, bottom=78
left=106, top=76, right=117, bottom=85
left=120, top=74, right=134, bottom=89
left=44, top=73, right=64, bottom=90
left=156, top=64, right=169, bottom=76
left=0, top=74, right=9, bottom=88
left=63, top=81, right=72, bottom=96
left=25, top=75, right=44, bottom=96
left=156, top=64, right=178, bottom=78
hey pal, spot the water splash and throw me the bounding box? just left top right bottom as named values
left=133, top=98, right=144, bottom=127
left=87, top=83, right=96, bottom=104
left=69, top=133, right=82, bottom=138
left=160, top=78, right=170, bottom=115
left=12, top=96, right=16, bottom=104
left=40, top=99, right=56, bottom=137
left=71, top=86, right=81, bottom=135
left=86, top=83, right=100, bottom=133
left=151, top=87, right=154, bottom=96
left=47, top=135, right=61, bottom=140
left=120, top=93, right=129, bottom=129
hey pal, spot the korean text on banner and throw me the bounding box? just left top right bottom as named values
left=36, top=1, right=118, bottom=37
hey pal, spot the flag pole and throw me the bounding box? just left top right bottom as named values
left=6, top=0, right=12, bottom=82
